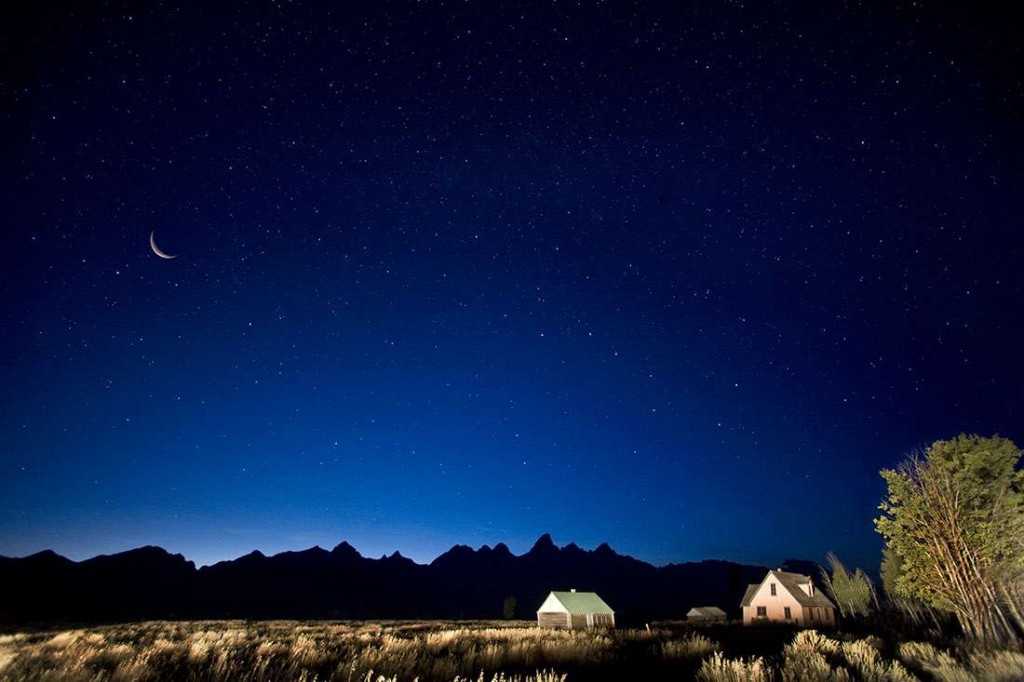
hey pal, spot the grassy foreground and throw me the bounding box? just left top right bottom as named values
left=1, top=620, right=1023, bottom=681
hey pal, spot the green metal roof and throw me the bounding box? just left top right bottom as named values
left=549, top=591, right=614, bottom=614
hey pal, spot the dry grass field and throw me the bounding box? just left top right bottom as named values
left=1, top=620, right=1022, bottom=681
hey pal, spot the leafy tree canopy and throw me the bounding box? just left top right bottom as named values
left=875, top=434, right=1024, bottom=643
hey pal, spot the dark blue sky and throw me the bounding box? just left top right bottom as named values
left=2, top=1, right=1022, bottom=571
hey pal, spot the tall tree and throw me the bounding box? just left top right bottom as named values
left=821, top=553, right=874, bottom=618
left=875, top=434, right=1024, bottom=644
left=502, top=596, right=517, bottom=620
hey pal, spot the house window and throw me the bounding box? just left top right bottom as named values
left=756, top=606, right=767, bottom=617
left=784, top=607, right=792, bottom=620
left=770, top=583, right=777, bottom=596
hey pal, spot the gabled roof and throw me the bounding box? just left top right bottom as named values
left=741, top=570, right=836, bottom=608
left=544, top=591, right=614, bottom=614
left=687, top=606, right=727, bottom=618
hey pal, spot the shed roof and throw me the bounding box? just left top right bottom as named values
left=687, top=606, right=727, bottom=618
left=544, top=591, right=614, bottom=614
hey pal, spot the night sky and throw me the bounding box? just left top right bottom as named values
left=2, top=1, right=1022, bottom=573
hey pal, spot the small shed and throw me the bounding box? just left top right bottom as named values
left=687, top=606, right=727, bottom=623
left=537, top=589, right=615, bottom=629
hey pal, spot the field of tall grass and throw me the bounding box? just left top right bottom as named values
left=0, top=620, right=707, bottom=681
left=692, top=629, right=1024, bottom=682
left=0, top=620, right=1022, bottom=681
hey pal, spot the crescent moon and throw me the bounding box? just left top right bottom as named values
left=149, top=231, right=177, bottom=259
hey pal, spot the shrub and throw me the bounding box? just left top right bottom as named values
left=964, top=648, right=1024, bottom=682
left=782, top=630, right=850, bottom=682
left=781, top=649, right=851, bottom=682
left=839, top=639, right=916, bottom=682
left=788, top=630, right=840, bottom=657
left=697, top=651, right=773, bottom=682
left=661, top=633, right=719, bottom=659
left=897, top=641, right=971, bottom=682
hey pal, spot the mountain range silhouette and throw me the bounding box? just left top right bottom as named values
left=0, top=535, right=821, bottom=625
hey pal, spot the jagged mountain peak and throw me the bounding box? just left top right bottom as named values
left=528, top=533, right=558, bottom=553
left=331, top=541, right=362, bottom=559
left=384, top=550, right=413, bottom=563
left=25, top=549, right=71, bottom=563
left=83, top=545, right=191, bottom=565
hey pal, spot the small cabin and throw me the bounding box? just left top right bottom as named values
left=687, top=606, right=727, bottom=623
left=536, top=589, right=615, bottom=629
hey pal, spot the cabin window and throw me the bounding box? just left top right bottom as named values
left=770, top=583, right=777, bottom=596
left=784, top=607, right=792, bottom=619
left=756, top=606, right=767, bottom=617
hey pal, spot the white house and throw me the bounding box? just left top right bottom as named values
left=741, top=569, right=837, bottom=627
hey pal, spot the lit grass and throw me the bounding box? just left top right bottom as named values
left=898, top=640, right=1024, bottom=682
left=662, top=633, right=719, bottom=660
left=781, top=630, right=850, bottom=681
left=838, top=638, right=916, bottom=682
left=5, top=621, right=1022, bottom=681
left=697, top=651, right=772, bottom=682
left=0, top=620, right=700, bottom=681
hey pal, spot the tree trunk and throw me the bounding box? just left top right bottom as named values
left=998, top=583, right=1024, bottom=640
